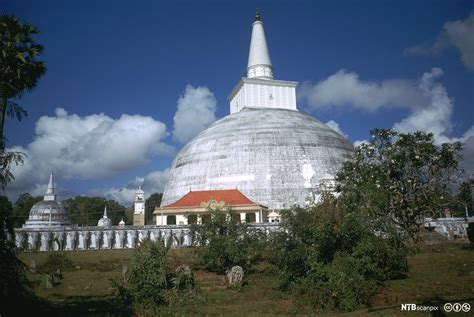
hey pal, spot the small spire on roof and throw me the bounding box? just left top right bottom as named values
left=44, top=170, right=57, bottom=201
left=46, top=170, right=55, bottom=195
left=103, top=205, right=107, bottom=218
left=255, top=9, right=260, bottom=21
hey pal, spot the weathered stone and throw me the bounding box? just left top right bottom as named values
left=226, top=266, right=244, bottom=287
left=30, top=259, right=36, bottom=273
left=45, top=274, right=53, bottom=289
left=52, top=269, right=62, bottom=284
left=121, top=263, right=128, bottom=280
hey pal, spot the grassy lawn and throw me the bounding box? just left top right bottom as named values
left=18, top=242, right=474, bottom=316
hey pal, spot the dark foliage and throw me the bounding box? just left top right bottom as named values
left=38, top=252, right=74, bottom=274
left=12, top=192, right=42, bottom=228
left=336, top=129, right=463, bottom=243
left=0, top=196, right=43, bottom=315
left=63, top=196, right=129, bottom=226
left=191, top=208, right=267, bottom=274
left=270, top=194, right=408, bottom=311
left=113, top=239, right=200, bottom=310
left=145, top=192, right=162, bottom=225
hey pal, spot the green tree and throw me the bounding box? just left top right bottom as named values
left=336, top=129, right=463, bottom=243
left=191, top=208, right=265, bottom=273
left=12, top=192, right=42, bottom=228
left=453, top=180, right=474, bottom=217
left=270, top=194, right=408, bottom=311
left=145, top=192, right=162, bottom=224
left=0, top=147, right=25, bottom=190
left=0, top=195, right=38, bottom=315
left=115, top=239, right=171, bottom=309
left=0, top=15, right=46, bottom=141
left=63, top=196, right=129, bottom=226
left=0, top=16, right=46, bottom=315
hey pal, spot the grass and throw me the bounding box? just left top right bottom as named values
left=18, top=242, right=474, bottom=316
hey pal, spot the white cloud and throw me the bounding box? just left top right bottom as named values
left=172, top=85, right=217, bottom=143
left=7, top=108, right=173, bottom=196
left=96, top=169, right=169, bottom=205
left=405, top=12, right=474, bottom=71
left=353, top=140, right=369, bottom=147
left=325, top=120, right=347, bottom=138
left=303, top=67, right=474, bottom=175
left=298, top=70, right=429, bottom=111
left=392, top=68, right=474, bottom=176
left=392, top=68, right=474, bottom=143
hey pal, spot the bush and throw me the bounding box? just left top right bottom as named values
left=191, top=208, right=267, bottom=274
left=113, top=239, right=200, bottom=310
left=271, top=194, right=408, bottom=311
left=468, top=223, right=474, bottom=243
left=118, top=239, right=170, bottom=308
left=38, top=252, right=73, bottom=273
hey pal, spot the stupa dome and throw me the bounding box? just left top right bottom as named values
left=162, top=12, right=354, bottom=210
left=23, top=172, right=71, bottom=228
left=162, top=107, right=353, bottom=209
left=97, top=206, right=112, bottom=228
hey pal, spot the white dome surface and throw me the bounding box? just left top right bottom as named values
left=162, top=107, right=353, bottom=209
left=23, top=200, right=70, bottom=229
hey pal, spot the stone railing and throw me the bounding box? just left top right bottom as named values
left=14, top=223, right=282, bottom=252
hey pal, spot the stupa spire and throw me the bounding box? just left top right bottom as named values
left=103, top=205, right=107, bottom=218
left=247, top=10, right=273, bottom=79
left=44, top=171, right=57, bottom=201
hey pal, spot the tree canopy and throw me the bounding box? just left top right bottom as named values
left=145, top=192, right=162, bottom=225
left=11, top=192, right=42, bottom=228
left=63, top=196, right=130, bottom=226
left=336, top=129, right=464, bottom=242
left=0, top=15, right=46, bottom=140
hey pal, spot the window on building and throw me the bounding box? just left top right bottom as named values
left=231, top=213, right=241, bottom=223
left=167, top=215, right=176, bottom=225
left=245, top=213, right=256, bottom=223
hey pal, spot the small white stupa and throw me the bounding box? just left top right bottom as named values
left=97, top=205, right=112, bottom=228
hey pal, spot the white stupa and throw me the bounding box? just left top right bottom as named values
left=161, top=11, right=353, bottom=209
left=97, top=205, right=112, bottom=228
left=23, top=171, right=71, bottom=228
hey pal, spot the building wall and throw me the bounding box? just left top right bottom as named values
left=13, top=223, right=281, bottom=252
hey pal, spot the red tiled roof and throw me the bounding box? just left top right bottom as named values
left=164, top=189, right=257, bottom=208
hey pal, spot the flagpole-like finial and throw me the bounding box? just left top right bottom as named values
left=255, top=9, right=260, bottom=21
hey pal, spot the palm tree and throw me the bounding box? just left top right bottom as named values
left=0, top=15, right=46, bottom=146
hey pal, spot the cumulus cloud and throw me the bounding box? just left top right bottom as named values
left=325, top=120, right=347, bottom=138
left=392, top=68, right=474, bottom=176
left=298, top=70, right=429, bottom=111
left=172, top=85, right=217, bottom=143
left=405, top=12, right=474, bottom=71
left=305, top=67, right=474, bottom=175
left=8, top=108, right=173, bottom=196
left=392, top=68, right=474, bottom=143
left=94, top=169, right=169, bottom=205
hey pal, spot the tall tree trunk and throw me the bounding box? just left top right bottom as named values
left=0, top=95, right=7, bottom=152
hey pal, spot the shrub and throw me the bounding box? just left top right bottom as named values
left=114, top=239, right=171, bottom=309
left=113, top=239, right=201, bottom=310
left=38, top=252, right=73, bottom=273
left=468, top=223, right=474, bottom=243
left=191, top=208, right=266, bottom=274
left=271, top=194, right=408, bottom=311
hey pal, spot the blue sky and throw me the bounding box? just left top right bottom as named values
left=3, top=0, right=474, bottom=205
